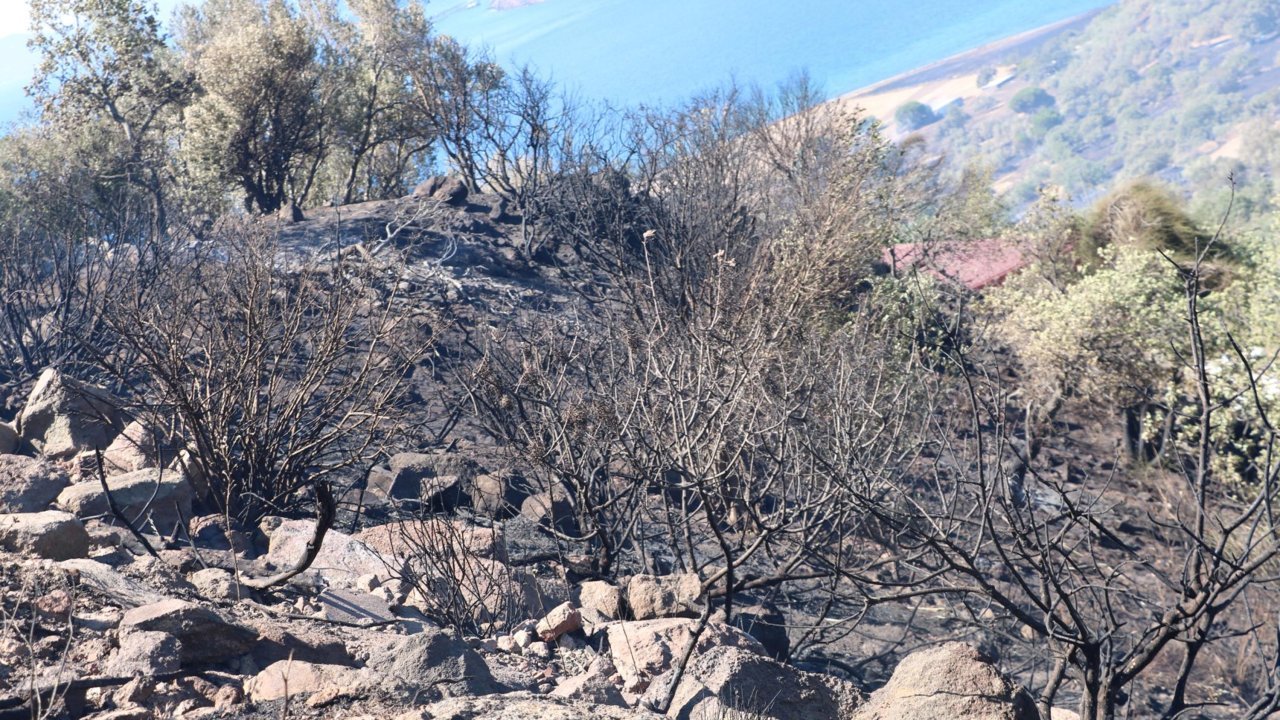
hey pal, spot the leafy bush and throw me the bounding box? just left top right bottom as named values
left=1010, top=86, right=1056, bottom=114
left=895, top=100, right=939, bottom=131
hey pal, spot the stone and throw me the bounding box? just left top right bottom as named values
left=720, top=604, right=789, bottom=661
left=100, top=420, right=177, bottom=475
left=643, top=645, right=863, bottom=720
left=58, top=558, right=166, bottom=608
left=119, top=599, right=257, bottom=666
left=526, top=641, right=554, bottom=660
left=576, top=580, right=623, bottom=620
left=551, top=658, right=627, bottom=707
left=188, top=568, right=243, bottom=601
left=355, top=519, right=507, bottom=563
left=16, top=368, right=124, bottom=460
left=432, top=176, right=469, bottom=206
left=520, top=485, right=577, bottom=535
left=469, top=471, right=526, bottom=518
left=0, top=421, right=16, bottom=454
left=245, top=660, right=363, bottom=702
left=369, top=451, right=475, bottom=508
left=605, top=618, right=767, bottom=693
left=0, top=454, right=69, bottom=512
left=397, top=693, right=655, bottom=720
left=57, top=468, right=193, bottom=535
left=364, top=628, right=503, bottom=700
left=314, top=587, right=395, bottom=626
left=264, top=518, right=393, bottom=588
left=0, top=510, right=90, bottom=559
left=536, top=602, right=582, bottom=642
left=243, top=617, right=356, bottom=667
left=850, top=643, right=1039, bottom=720
left=627, top=573, right=701, bottom=620
left=106, top=630, right=182, bottom=677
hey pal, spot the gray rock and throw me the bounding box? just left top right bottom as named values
left=0, top=421, right=16, bottom=454
left=57, top=468, right=193, bottom=535
left=58, top=558, right=166, bottom=608
left=576, top=580, right=623, bottom=620
left=400, top=693, right=655, bottom=720
left=100, top=420, right=177, bottom=475
left=16, top=368, right=124, bottom=460
left=0, top=510, right=90, bottom=560
left=627, top=573, right=701, bottom=620
left=119, top=599, right=257, bottom=666
left=0, top=455, right=70, bottom=513
left=370, top=451, right=475, bottom=509
left=365, top=628, right=503, bottom=701
left=536, top=602, right=582, bottom=642
left=106, top=629, right=182, bottom=677
left=189, top=567, right=244, bottom=601
left=850, top=642, right=1039, bottom=720
left=469, top=471, right=526, bottom=518
left=605, top=618, right=766, bottom=693
left=314, top=587, right=394, bottom=626
left=644, top=645, right=863, bottom=720
left=264, top=519, right=393, bottom=588
left=246, top=660, right=363, bottom=702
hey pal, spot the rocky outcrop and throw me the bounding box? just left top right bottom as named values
left=0, top=511, right=90, bottom=559
left=0, top=454, right=70, bottom=513
left=16, top=368, right=124, bottom=460
left=850, top=643, right=1040, bottom=720
left=644, top=645, right=863, bottom=719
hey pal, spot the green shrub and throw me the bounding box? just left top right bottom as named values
left=1010, top=86, right=1056, bottom=114
left=895, top=101, right=938, bottom=131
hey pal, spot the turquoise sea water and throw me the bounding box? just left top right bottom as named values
left=432, top=0, right=1115, bottom=106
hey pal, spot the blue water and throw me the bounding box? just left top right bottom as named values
left=432, top=0, right=1115, bottom=106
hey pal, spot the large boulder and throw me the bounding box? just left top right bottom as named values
left=16, top=369, right=124, bottom=460
left=605, top=618, right=767, bottom=693
left=627, top=573, right=702, bottom=620
left=57, top=468, right=193, bottom=534
left=118, top=599, right=257, bottom=667
left=264, top=518, right=393, bottom=588
left=850, top=643, right=1040, bottom=720
left=0, top=454, right=70, bottom=512
left=364, top=628, right=503, bottom=701
left=644, top=645, right=863, bottom=719
left=0, top=510, right=90, bottom=560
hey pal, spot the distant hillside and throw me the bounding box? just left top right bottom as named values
left=846, top=0, right=1280, bottom=218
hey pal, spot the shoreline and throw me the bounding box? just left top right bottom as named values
left=838, top=6, right=1110, bottom=101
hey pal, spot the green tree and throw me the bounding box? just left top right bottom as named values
left=28, top=0, right=193, bottom=235
left=1009, top=86, right=1055, bottom=114
left=178, top=0, right=330, bottom=217
left=894, top=100, right=938, bottom=131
